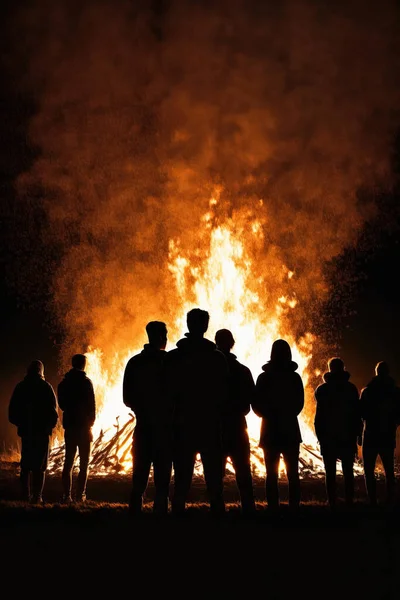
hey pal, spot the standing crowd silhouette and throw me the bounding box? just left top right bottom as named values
left=8, top=308, right=400, bottom=514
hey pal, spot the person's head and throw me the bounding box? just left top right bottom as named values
left=270, top=339, right=292, bottom=363
left=215, top=329, right=235, bottom=353
left=27, top=359, right=44, bottom=377
left=375, top=361, right=390, bottom=377
left=328, top=357, right=345, bottom=374
left=72, top=354, right=87, bottom=371
left=146, top=321, right=168, bottom=350
left=186, top=308, right=209, bottom=337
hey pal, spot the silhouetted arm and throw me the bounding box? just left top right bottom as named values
left=293, top=373, right=305, bottom=415
left=57, top=380, right=67, bottom=412
left=214, top=350, right=229, bottom=415
left=8, top=383, right=22, bottom=427
left=359, top=387, right=368, bottom=421
left=46, top=383, right=58, bottom=430
left=395, top=387, right=400, bottom=426
left=123, top=359, right=136, bottom=410
left=252, top=375, right=267, bottom=418
left=239, top=366, right=255, bottom=416
left=87, top=379, right=96, bottom=426
left=351, top=383, right=362, bottom=437
left=313, top=386, right=325, bottom=443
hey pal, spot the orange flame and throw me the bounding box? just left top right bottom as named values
left=51, top=198, right=326, bottom=476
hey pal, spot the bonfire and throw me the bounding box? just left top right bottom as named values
left=49, top=195, right=342, bottom=479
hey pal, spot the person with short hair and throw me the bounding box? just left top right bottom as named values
left=58, top=353, right=96, bottom=502
left=8, top=360, right=58, bottom=503
left=123, top=321, right=173, bottom=515
left=168, top=308, right=228, bottom=516
left=215, top=329, right=256, bottom=515
left=314, top=357, right=361, bottom=509
left=360, top=361, right=400, bottom=506
left=253, top=339, right=304, bottom=511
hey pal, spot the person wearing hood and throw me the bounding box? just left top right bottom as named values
left=8, top=360, right=58, bottom=503
left=314, top=357, right=361, bottom=509
left=253, top=339, right=304, bottom=511
left=168, top=308, right=228, bottom=516
left=215, top=328, right=256, bottom=515
left=253, top=340, right=304, bottom=510
left=58, top=353, right=96, bottom=502
left=360, top=361, right=400, bottom=506
left=123, top=321, right=173, bottom=515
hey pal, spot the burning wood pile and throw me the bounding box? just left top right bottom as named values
left=48, top=413, right=343, bottom=479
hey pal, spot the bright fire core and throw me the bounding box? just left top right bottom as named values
left=50, top=199, right=325, bottom=476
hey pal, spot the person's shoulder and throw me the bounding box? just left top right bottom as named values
left=237, top=360, right=252, bottom=376
left=315, top=382, right=327, bottom=395
left=125, top=352, right=143, bottom=366
left=43, top=379, right=55, bottom=391
left=58, top=371, right=69, bottom=384
left=214, top=348, right=227, bottom=360
left=292, top=370, right=303, bottom=381
left=166, top=348, right=180, bottom=359
left=162, top=349, right=180, bottom=370
left=255, top=371, right=267, bottom=384
left=348, top=381, right=359, bottom=393
left=84, top=374, right=94, bottom=386
left=212, top=348, right=228, bottom=368
left=231, top=354, right=245, bottom=368
left=11, top=380, right=24, bottom=395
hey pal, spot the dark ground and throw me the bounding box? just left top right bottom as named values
left=1, top=462, right=399, bottom=599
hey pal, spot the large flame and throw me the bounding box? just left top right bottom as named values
left=50, top=198, right=325, bottom=476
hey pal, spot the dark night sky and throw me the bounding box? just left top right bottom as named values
left=1, top=0, right=400, bottom=450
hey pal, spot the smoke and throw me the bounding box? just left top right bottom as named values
left=14, top=0, right=400, bottom=366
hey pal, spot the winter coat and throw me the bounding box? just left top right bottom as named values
left=123, top=344, right=173, bottom=438
left=314, top=371, right=361, bottom=455
left=360, top=374, right=400, bottom=448
left=253, top=360, right=304, bottom=448
left=167, top=334, right=228, bottom=437
left=221, top=352, right=255, bottom=444
left=58, top=369, right=96, bottom=432
left=8, top=373, right=58, bottom=437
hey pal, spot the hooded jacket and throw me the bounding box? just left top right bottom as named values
left=9, top=373, right=58, bottom=437
left=314, top=370, right=361, bottom=453
left=58, top=369, right=96, bottom=431
left=253, top=359, right=304, bottom=448
left=167, top=334, right=228, bottom=436
left=360, top=374, right=400, bottom=448
left=123, top=344, right=172, bottom=437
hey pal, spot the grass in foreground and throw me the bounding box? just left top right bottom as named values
left=1, top=498, right=399, bottom=600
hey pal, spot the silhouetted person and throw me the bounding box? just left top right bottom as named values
left=215, top=329, right=256, bottom=515
left=8, top=360, right=58, bottom=503
left=360, top=361, right=400, bottom=506
left=168, top=308, right=228, bottom=516
left=314, top=357, right=361, bottom=509
left=123, top=321, right=173, bottom=515
left=253, top=339, right=304, bottom=511
left=58, top=354, right=96, bottom=502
